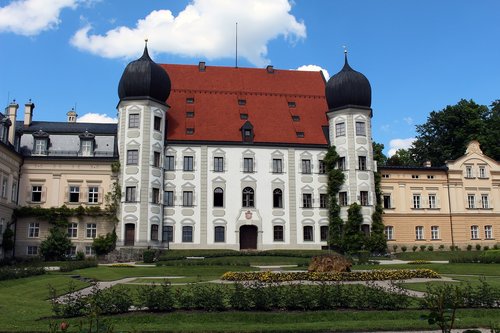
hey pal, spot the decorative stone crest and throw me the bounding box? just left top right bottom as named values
left=465, top=140, right=483, bottom=155
left=245, top=210, right=252, bottom=220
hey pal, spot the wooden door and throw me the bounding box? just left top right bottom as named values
left=125, top=224, right=135, bottom=246
left=239, top=225, right=257, bottom=250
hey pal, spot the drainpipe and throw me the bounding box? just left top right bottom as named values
left=445, top=168, right=455, bottom=248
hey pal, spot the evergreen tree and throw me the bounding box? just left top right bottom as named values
left=324, top=145, right=345, bottom=251
left=40, top=226, right=72, bottom=261
left=342, top=203, right=365, bottom=253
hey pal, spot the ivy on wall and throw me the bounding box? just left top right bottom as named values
left=324, top=145, right=345, bottom=251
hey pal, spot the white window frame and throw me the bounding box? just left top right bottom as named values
left=335, top=122, right=345, bottom=137
left=413, top=194, right=421, bottom=209
left=88, top=186, right=99, bottom=203
left=484, top=225, right=493, bottom=239
left=470, top=225, right=479, bottom=240
left=384, top=226, right=394, bottom=240
left=468, top=194, right=475, bottom=209
left=28, top=222, right=40, bottom=238
left=86, top=223, right=97, bottom=239
left=67, top=223, right=78, bottom=238
left=415, top=226, right=424, bottom=240
left=431, top=226, right=440, bottom=240
left=481, top=194, right=489, bottom=209
left=428, top=194, right=436, bottom=209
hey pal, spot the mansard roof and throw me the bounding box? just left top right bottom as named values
left=163, top=64, right=329, bottom=146
left=17, top=121, right=117, bottom=135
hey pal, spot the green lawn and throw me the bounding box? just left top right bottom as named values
left=355, top=263, right=500, bottom=276
left=394, top=250, right=484, bottom=261
left=159, top=255, right=309, bottom=266
left=400, top=275, right=500, bottom=292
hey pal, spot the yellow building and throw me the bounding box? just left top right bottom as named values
left=380, top=141, right=499, bottom=250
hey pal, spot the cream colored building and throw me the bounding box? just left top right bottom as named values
left=380, top=141, right=500, bottom=250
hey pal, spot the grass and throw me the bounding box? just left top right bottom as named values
left=394, top=250, right=484, bottom=261
left=355, top=263, right=500, bottom=276
left=158, top=256, right=309, bottom=266
left=400, top=275, right=500, bottom=292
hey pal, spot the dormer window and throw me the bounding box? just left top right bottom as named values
left=79, top=131, right=95, bottom=157
left=288, top=101, right=296, bottom=108
left=296, top=132, right=304, bottom=138
left=186, top=111, right=195, bottom=118
left=240, top=121, right=254, bottom=143
left=292, top=115, right=300, bottom=122
left=32, top=130, right=49, bottom=156
left=238, top=99, right=246, bottom=106
left=186, top=128, right=195, bottom=135
left=186, top=97, right=194, bottom=104
left=240, top=113, right=248, bottom=120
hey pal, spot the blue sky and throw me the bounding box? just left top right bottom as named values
left=1, top=0, right=499, bottom=156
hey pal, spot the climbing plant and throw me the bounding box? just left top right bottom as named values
left=342, top=203, right=365, bottom=253
left=367, top=142, right=387, bottom=253
left=324, top=145, right=345, bottom=251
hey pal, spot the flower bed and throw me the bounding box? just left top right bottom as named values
left=221, top=269, right=440, bottom=282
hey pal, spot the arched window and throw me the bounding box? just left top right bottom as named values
left=273, top=189, right=283, bottom=208
left=214, top=187, right=224, bottom=207
left=242, top=187, right=254, bottom=207
left=214, top=226, right=225, bottom=242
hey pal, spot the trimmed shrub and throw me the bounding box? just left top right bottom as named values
left=467, top=244, right=473, bottom=251
left=438, top=244, right=445, bottom=251
left=420, top=245, right=426, bottom=252
left=401, top=246, right=407, bottom=252
left=476, top=244, right=482, bottom=251
left=142, top=249, right=157, bottom=263
left=59, top=260, right=98, bottom=272
left=428, top=245, right=434, bottom=252
left=412, top=245, right=418, bottom=252
left=137, top=282, right=175, bottom=312
left=0, top=266, right=45, bottom=281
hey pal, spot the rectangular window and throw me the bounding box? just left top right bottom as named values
left=27, top=246, right=38, bottom=255
left=337, top=157, right=346, bottom=170
left=129, top=114, right=139, bottom=128
left=273, top=225, right=284, bottom=242
left=358, top=156, right=367, bottom=171
left=320, top=226, right=328, bottom=242
left=163, top=225, right=173, bottom=242
left=468, top=194, right=475, bottom=209
left=272, top=159, right=283, bottom=173
left=152, top=188, right=160, bottom=204
left=69, top=186, right=80, bottom=203
left=214, top=157, right=224, bottom=172
left=302, top=193, right=312, bottom=208
left=484, top=225, right=493, bottom=239
left=471, top=225, right=479, bottom=239
left=335, top=122, right=345, bottom=137
left=154, top=116, right=162, bottom=131
left=151, top=225, right=159, bottom=241
left=88, top=186, right=99, bottom=203
left=481, top=194, right=489, bottom=209
left=11, top=180, right=18, bottom=203
left=413, top=194, right=421, bottom=209
left=415, top=226, right=424, bottom=240
left=479, top=166, right=486, bottom=178
left=339, top=192, right=348, bottom=206
left=165, top=156, right=175, bottom=171
left=318, top=160, right=326, bottom=174
left=32, top=185, right=42, bottom=202
left=243, top=158, right=254, bottom=173
left=301, top=159, right=311, bottom=174
left=383, top=195, right=391, bottom=209
left=186, top=97, right=194, bottom=104
left=360, top=191, right=369, bottom=206
left=127, top=150, right=139, bottom=165
left=355, top=121, right=366, bottom=136
left=319, top=194, right=328, bottom=208
left=1, top=177, right=7, bottom=198
left=465, top=166, right=473, bottom=178
left=214, top=226, right=225, bottom=243
left=34, top=139, right=47, bottom=155
left=28, top=222, right=40, bottom=238
left=303, top=226, right=313, bottom=241
left=85, top=246, right=94, bottom=256
left=86, top=223, right=97, bottom=238
left=428, top=194, right=436, bottom=209
left=164, top=191, right=174, bottom=206
left=81, top=140, right=93, bottom=156
left=153, top=151, right=161, bottom=168
left=67, top=223, right=78, bottom=238
left=183, top=156, right=194, bottom=171
left=125, top=186, right=136, bottom=202
left=431, top=226, right=440, bottom=240
left=183, top=191, right=193, bottom=207
left=384, top=226, right=394, bottom=240
left=182, top=226, right=193, bottom=242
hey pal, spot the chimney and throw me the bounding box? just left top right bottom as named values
left=24, top=100, right=35, bottom=127
left=423, top=161, right=432, bottom=167
left=67, top=108, right=77, bottom=123
left=6, top=101, right=19, bottom=145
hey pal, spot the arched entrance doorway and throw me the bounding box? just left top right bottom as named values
left=124, top=223, right=135, bottom=246
left=239, top=225, right=257, bottom=250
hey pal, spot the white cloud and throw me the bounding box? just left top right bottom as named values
left=388, top=137, right=416, bottom=157
left=0, top=0, right=77, bottom=36
left=70, top=0, right=306, bottom=66
left=403, top=117, right=413, bottom=125
left=296, top=65, right=329, bottom=80
left=77, top=113, right=117, bottom=123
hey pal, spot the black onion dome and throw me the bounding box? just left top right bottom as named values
left=325, top=53, right=371, bottom=110
left=118, top=44, right=171, bottom=103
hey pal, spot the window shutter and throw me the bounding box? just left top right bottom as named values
left=42, top=186, right=47, bottom=203
left=98, top=187, right=103, bottom=204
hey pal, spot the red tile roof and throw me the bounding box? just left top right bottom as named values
left=162, top=64, right=329, bottom=146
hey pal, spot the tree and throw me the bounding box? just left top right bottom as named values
left=342, top=203, right=365, bottom=253
left=386, top=148, right=417, bottom=166
left=324, top=145, right=345, bottom=251
left=1, top=226, right=14, bottom=253
left=479, top=99, right=500, bottom=160
left=92, top=228, right=117, bottom=256
left=410, top=99, right=492, bottom=166
left=40, top=226, right=72, bottom=261
left=372, top=142, right=387, bottom=166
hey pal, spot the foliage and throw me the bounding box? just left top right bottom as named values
left=58, top=260, right=98, bottom=272
left=1, top=226, right=14, bottom=252
left=92, top=229, right=117, bottom=256
left=0, top=266, right=45, bottom=281
left=142, top=249, right=158, bottom=263
left=410, top=99, right=499, bottom=166
left=386, top=148, right=416, bottom=166
left=221, top=269, right=440, bottom=282
left=137, top=281, right=174, bottom=312
left=367, top=143, right=387, bottom=253
left=324, top=145, right=345, bottom=251
left=342, top=203, right=365, bottom=253
left=421, top=283, right=464, bottom=333
left=40, top=227, right=72, bottom=261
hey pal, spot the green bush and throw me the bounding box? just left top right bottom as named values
left=59, top=260, right=98, bottom=272
left=412, top=245, right=418, bottom=252
left=428, top=245, right=434, bottom=252
left=89, top=285, right=133, bottom=314
left=0, top=266, right=45, bottom=281
left=401, top=245, right=407, bottom=252
left=482, top=250, right=500, bottom=263
left=476, top=244, right=482, bottom=251
left=439, top=244, right=445, bottom=251
left=142, top=249, right=157, bottom=263
left=92, top=229, right=117, bottom=256
left=420, top=245, right=426, bottom=252
left=467, top=244, right=473, bottom=251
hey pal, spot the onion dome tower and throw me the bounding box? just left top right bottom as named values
left=118, top=42, right=171, bottom=103
left=325, top=52, right=371, bottom=110
left=325, top=50, right=376, bottom=229
left=116, top=40, right=169, bottom=249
